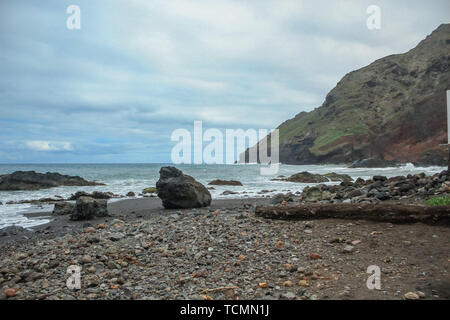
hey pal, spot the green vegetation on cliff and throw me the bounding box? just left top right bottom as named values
left=273, top=24, right=450, bottom=166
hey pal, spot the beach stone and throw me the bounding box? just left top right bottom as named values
left=281, top=291, right=296, bottom=299
left=347, top=189, right=363, bottom=198
left=52, top=202, right=75, bottom=216
left=156, top=167, right=211, bottom=209
left=404, top=292, right=420, bottom=300
left=270, top=193, right=294, bottom=205
left=70, top=197, right=109, bottom=221
left=69, top=191, right=114, bottom=201
left=343, top=245, right=355, bottom=253
left=109, top=233, right=125, bottom=241
left=142, top=187, right=157, bottom=194
left=126, top=192, right=135, bottom=197
left=0, top=226, right=33, bottom=237
left=302, top=187, right=324, bottom=203
left=91, top=191, right=113, bottom=199
left=323, top=172, right=353, bottom=182
left=4, top=288, right=17, bottom=298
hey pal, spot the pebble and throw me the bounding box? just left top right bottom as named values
left=404, top=292, right=420, bottom=300
left=299, top=280, right=309, bottom=287
left=281, top=292, right=296, bottom=299
left=283, top=280, right=293, bottom=287
left=109, top=233, right=125, bottom=241
left=343, top=245, right=355, bottom=253
left=4, top=288, right=17, bottom=298
left=309, top=253, right=321, bottom=260
left=82, top=255, right=92, bottom=264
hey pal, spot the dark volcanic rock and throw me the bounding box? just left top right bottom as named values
left=0, top=171, right=105, bottom=191
left=156, top=167, right=212, bottom=209
left=270, top=193, right=295, bottom=205
left=285, top=172, right=329, bottom=183
left=281, top=172, right=352, bottom=183
left=68, top=191, right=115, bottom=201
left=208, top=180, right=243, bottom=186
left=296, top=170, right=450, bottom=204
left=221, top=190, right=239, bottom=196
left=323, top=172, right=353, bottom=182
left=52, top=202, right=75, bottom=216
left=70, top=197, right=109, bottom=221
left=350, top=159, right=399, bottom=168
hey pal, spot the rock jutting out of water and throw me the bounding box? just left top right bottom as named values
left=0, top=171, right=105, bottom=191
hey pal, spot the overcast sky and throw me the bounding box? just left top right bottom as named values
left=0, top=0, right=449, bottom=163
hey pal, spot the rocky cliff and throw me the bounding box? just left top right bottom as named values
left=258, top=24, right=450, bottom=166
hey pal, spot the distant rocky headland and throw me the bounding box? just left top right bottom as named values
left=245, top=24, right=450, bottom=167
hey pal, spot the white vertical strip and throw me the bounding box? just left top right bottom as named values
left=447, top=90, right=450, bottom=144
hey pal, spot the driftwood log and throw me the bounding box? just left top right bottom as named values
left=255, top=204, right=450, bottom=226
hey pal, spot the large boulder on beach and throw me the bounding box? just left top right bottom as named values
left=70, top=197, right=109, bottom=221
left=156, top=167, right=211, bottom=209
left=52, top=202, right=75, bottom=216
left=0, top=171, right=105, bottom=191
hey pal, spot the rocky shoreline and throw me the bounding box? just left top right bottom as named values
left=0, top=171, right=105, bottom=191
left=0, top=168, right=449, bottom=300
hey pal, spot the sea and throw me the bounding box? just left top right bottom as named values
left=0, top=163, right=446, bottom=229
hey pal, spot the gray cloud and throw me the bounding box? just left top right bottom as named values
left=0, top=0, right=449, bottom=163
